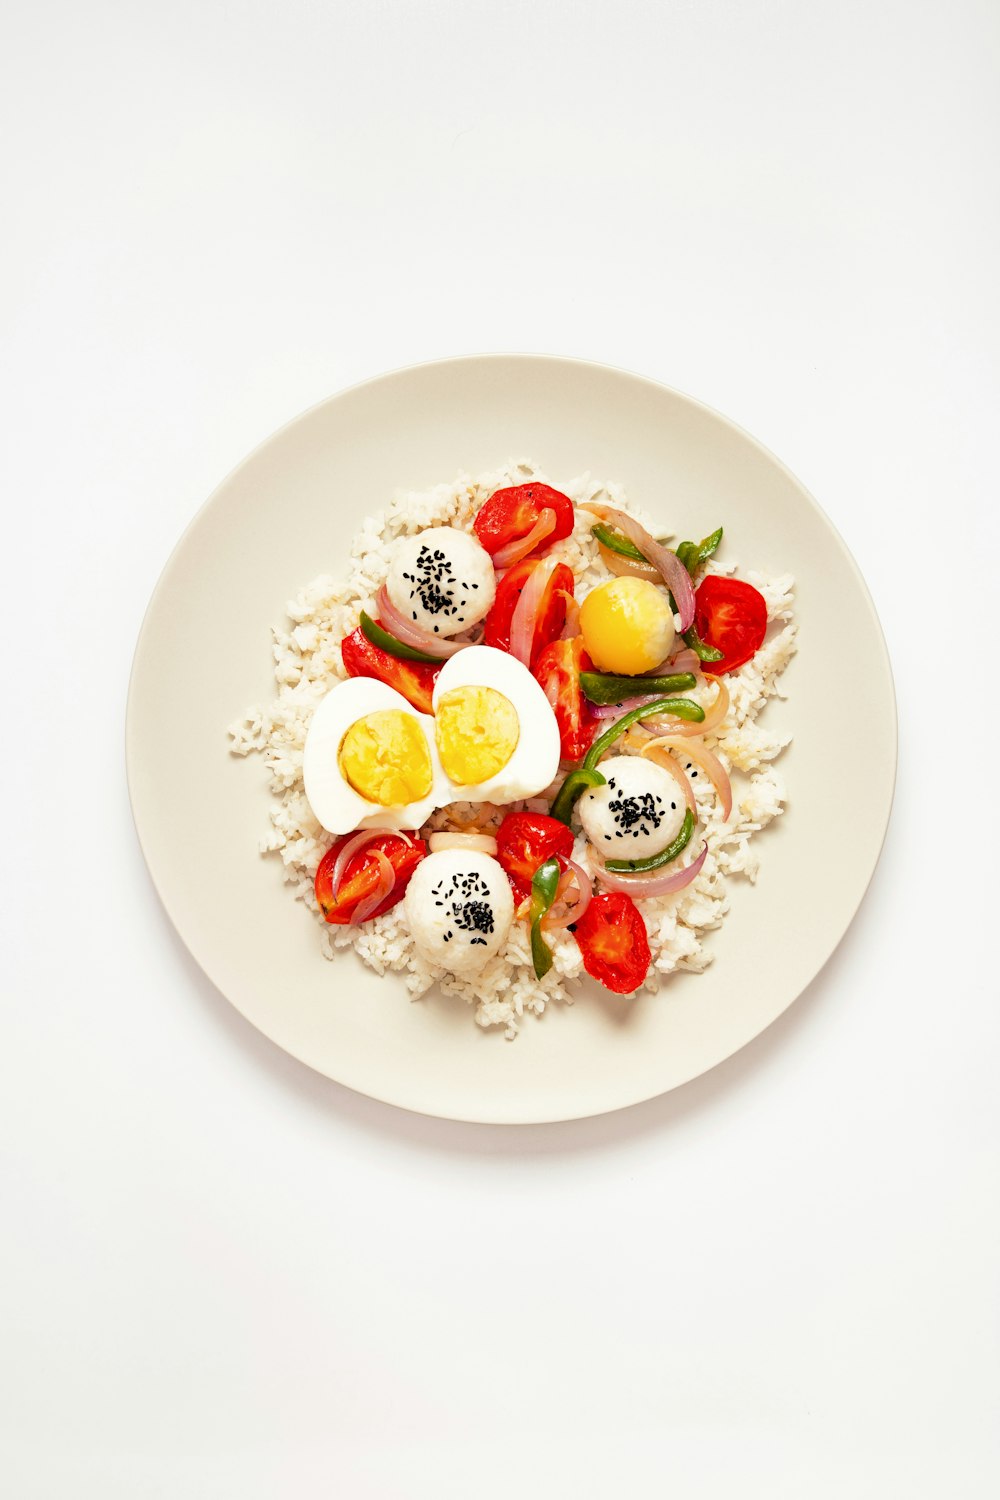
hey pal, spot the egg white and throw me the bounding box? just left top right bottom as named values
left=303, top=677, right=450, bottom=835
left=431, top=645, right=561, bottom=804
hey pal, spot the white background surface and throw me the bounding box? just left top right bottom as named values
left=2, top=1, right=998, bottom=1495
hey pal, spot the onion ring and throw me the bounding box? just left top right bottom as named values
left=664, top=647, right=701, bottom=676
left=543, top=859, right=594, bottom=929
left=582, top=502, right=696, bottom=631
left=375, top=584, right=468, bottom=659
left=594, top=842, right=708, bottom=897
left=596, top=539, right=662, bottom=583
left=510, top=555, right=561, bottom=666
left=491, top=507, right=558, bottom=569
left=644, top=676, right=730, bottom=738
left=350, top=850, right=396, bottom=924
left=589, top=693, right=665, bottom=720
left=645, top=737, right=732, bottom=821
left=558, top=590, right=581, bottom=640
left=638, top=740, right=698, bottom=815
left=428, top=832, right=498, bottom=855
left=330, top=828, right=412, bottom=897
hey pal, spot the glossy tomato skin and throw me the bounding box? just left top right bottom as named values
left=693, top=576, right=768, bottom=675
left=495, top=811, right=575, bottom=901
left=483, top=558, right=574, bottom=664
left=533, top=636, right=598, bottom=763
left=315, top=833, right=427, bottom=925
left=473, top=482, right=575, bottom=556
left=573, top=892, right=651, bottom=993
left=340, top=624, right=440, bottom=713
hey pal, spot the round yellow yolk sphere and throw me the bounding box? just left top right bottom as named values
left=579, top=576, right=676, bottom=675
left=435, top=686, right=519, bottom=786
left=339, top=709, right=433, bottom=807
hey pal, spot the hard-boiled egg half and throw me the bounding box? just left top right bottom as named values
left=303, top=677, right=449, bottom=835
left=304, top=646, right=562, bottom=837
left=431, top=645, right=560, bottom=804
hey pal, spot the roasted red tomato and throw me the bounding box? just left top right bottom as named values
left=483, top=558, right=574, bottom=664
left=533, top=636, right=598, bottom=763
left=340, top=624, right=440, bottom=713
left=473, top=482, right=575, bottom=557
left=495, top=811, right=576, bottom=901
left=315, top=832, right=427, bottom=925
left=693, top=576, right=768, bottom=675
left=574, top=892, right=651, bottom=994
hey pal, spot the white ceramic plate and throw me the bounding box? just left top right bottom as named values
left=127, top=356, right=896, bottom=1123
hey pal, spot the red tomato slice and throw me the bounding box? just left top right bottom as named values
left=315, top=833, right=427, bottom=925
left=573, top=892, right=651, bottom=994
left=473, top=482, right=575, bottom=557
left=340, top=624, right=440, bottom=713
left=693, top=576, right=768, bottom=674
left=483, top=558, right=574, bottom=665
left=533, top=636, right=598, bottom=763
left=495, top=811, right=576, bottom=901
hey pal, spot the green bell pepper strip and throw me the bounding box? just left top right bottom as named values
left=675, top=526, right=724, bottom=579
left=681, top=625, right=724, bottom=663
left=675, top=540, right=699, bottom=574
left=580, top=670, right=697, bottom=705
left=604, top=809, right=696, bottom=873
left=695, top=526, right=723, bottom=568
left=549, top=767, right=606, bottom=826
left=359, top=611, right=443, bottom=664
left=591, top=522, right=649, bottom=562
left=529, top=857, right=562, bottom=978
left=582, top=698, right=706, bottom=771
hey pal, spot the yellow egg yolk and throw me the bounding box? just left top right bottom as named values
left=338, top=709, right=433, bottom=807
left=579, top=576, right=676, bottom=675
left=434, top=686, right=519, bottom=786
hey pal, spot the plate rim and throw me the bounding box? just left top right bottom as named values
left=126, top=353, right=898, bottom=1124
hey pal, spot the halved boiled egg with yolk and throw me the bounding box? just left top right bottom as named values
left=303, top=677, right=449, bottom=835
left=431, top=646, right=560, bottom=804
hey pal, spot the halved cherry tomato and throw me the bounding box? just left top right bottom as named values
left=495, top=811, right=575, bottom=901
left=340, top=624, right=440, bottom=713
left=573, top=892, right=651, bottom=994
left=315, top=832, right=427, bottom=925
left=483, top=558, right=574, bottom=664
left=473, top=482, right=575, bottom=557
left=533, top=636, right=598, bottom=763
left=693, top=576, right=768, bottom=675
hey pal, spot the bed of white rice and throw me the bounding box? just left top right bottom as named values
left=228, top=461, right=797, bottom=1038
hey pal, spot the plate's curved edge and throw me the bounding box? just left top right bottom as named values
left=125, top=354, right=898, bottom=1125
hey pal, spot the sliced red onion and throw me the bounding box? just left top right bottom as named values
left=492, top=507, right=558, bottom=569
left=649, top=737, right=732, bottom=820
left=351, top=850, right=395, bottom=923
left=594, top=842, right=708, bottom=897
left=639, top=741, right=698, bottom=815
left=544, top=859, right=594, bottom=929
left=428, top=832, right=498, bottom=855
left=596, top=539, right=663, bottom=584
left=558, top=591, right=581, bottom=640
left=644, top=675, right=730, bottom=738
left=589, top=692, right=664, bottom=720
left=330, top=828, right=411, bottom=907
left=375, top=584, right=468, bottom=659
left=583, top=502, right=696, bottom=631
left=664, top=647, right=701, bottom=675
left=510, top=555, right=561, bottom=666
